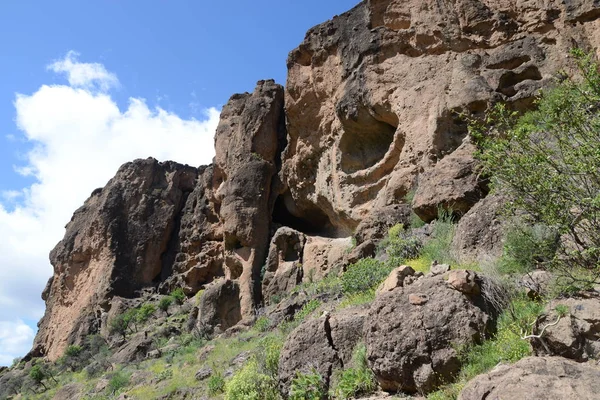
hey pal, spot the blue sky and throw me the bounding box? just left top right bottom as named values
left=0, top=0, right=358, bottom=365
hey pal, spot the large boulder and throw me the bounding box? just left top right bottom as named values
left=197, top=279, right=242, bottom=335
left=531, top=296, right=600, bottom=361
left=451, top=194, right=506, bottom=263
left=262, top=227, right=306, bottom=303
left=459, top=356, right=600, bottom=400
left=278, top=306, right=368, bottom=394
left=365, top=274, right=494, bottom=394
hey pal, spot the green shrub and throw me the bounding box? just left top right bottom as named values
left=136, top=303, right=157, bottom=324
left=330, top=343, right=376, bottom=399
left=385, top=224, right=423, bottom=262
left=107, top=370, right=130, bottom=394
left=170, top=288, right=186, bottom=304
left=207, top=371, right=226, bottom=396
left=429, top=296, right=544, bottom=399
left=342, top=258, right=392, bottom=294
left=225, top=360, right=280, bottom=400
left=256, top=336, right=283, bottom=377
left=156, top=368, right=173, bottom=382
left=29, top=364, right=48, bottom=391
left=253, top=316, right=271, bottom=332
left=64, top=345, right=82, bottom=357
left=294, top=299, right=321, bottom=323
left=473, top=49, right=600, bottom=290
left=498, top=223, right=559, bottom=275
left=289, top=368, right=326, bottom=400
left=420, top=209, right=456, bottom=265
left=159, top=296, right=173, bottom=315
left=109, top=311, right=134, bottom=339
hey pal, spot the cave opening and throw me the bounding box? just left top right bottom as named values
left=272, top=195, right=338, bottom=237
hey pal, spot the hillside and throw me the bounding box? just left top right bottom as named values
left=2, top=0, right=600, bottom=399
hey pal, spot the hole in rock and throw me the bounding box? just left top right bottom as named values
left=497, top=65, right=542, bottom=97
left=272, top=195, right=337, bottom=237
left=338, top=109, right=397, bottom=174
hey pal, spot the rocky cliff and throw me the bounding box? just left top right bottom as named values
left=32, top=0, right=600, bottom=362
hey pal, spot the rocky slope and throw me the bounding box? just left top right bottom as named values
left=27, top=0, right=600, bottom=393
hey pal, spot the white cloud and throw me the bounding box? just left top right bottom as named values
left=0, top=51, right=219, bottom=365
left=0, top=320, right=34, bottom=366
left=47, top=51, right=119, bottom=91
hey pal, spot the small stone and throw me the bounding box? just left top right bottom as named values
left=377, top=265, right=416, bottom=294
left=146, top=349, right=161, bottom=359
left=195, top=366, right=213, bottom=381
left=409, top=293, right=429, bottom=305
left=431, top=263, right=451, bottom=276
left=448, top=270, right=480, bottom=295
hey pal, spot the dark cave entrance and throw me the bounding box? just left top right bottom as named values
left=272, top=194, right=338, bottom=237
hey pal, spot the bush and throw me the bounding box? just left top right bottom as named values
left=109, top=310, right=134, bottom=338
left=207, top=371, right=226, bottom=396
left=253, top=316, right=271, bottom=332
left=330, top=343, right=376, bottom=399
left=107, top=370, right=130, bottom=394
left=429, top=296, right=544, bottom=399
left=29, top=364, right=48, bottom=391
left=170, top=288, right=186, bottom=304
left=498, top=222, right=559, bottom=274
left=473, top=49, right=600, bottom=290
left=385, top=224, right=423, bottom=262
left=64, top=345, right=82, bottom=358
left=159, top=296, right=173, bottom=315
left=420, top=209, right=456, bottom=265
left=342, top=258, right=392, bottom=294
left=289, top=368, right=327, bottom=400
left=136, top=303, right=157, bottom=324
left=256, top=336, right=283, bottom=377
left=294, top=299, right=321, bottom=323
left=225, top=360, right=281, bottom=400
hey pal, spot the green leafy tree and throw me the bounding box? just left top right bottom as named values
left=473, top=49, right=600, bottom=290
left=29, top=365, right=48, bottom=391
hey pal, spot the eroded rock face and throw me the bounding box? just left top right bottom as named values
left=278, top=306, right=368, bottom=394
left=34, top=159, right=199, bottom=360
left=33, top=81, right=286, bottom=361
left=213, top=79, right=287, bottom=318
left=365, top=274, right=494, bottom=394
left=282, top=0, right=600, bottom=234
left=262, top=227, right=306, bottom=303
left=459, top=356, right=600, bottom=400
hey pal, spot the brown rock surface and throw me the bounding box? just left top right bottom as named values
left=213, top=79, right=287, bottom=318
left=531, top=296, right=600, bottom=361
left=451, top=194, right=506, bottom=264
left=365, top=275, right=494, bottom=394
left=33, top=81, right=286, bottom=361
left=459, top=356, right=600, bottom=400
left=278, top=306, right=368, bottom=394
left=34, top=158, right=199, bottom=360
left=262, top=227, right=306, bottom=303
left=282, top=0, right=600, bottom=233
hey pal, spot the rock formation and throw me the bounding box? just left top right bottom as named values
left=33, top=81, right=286, bottom=360
left=364, top=273, right=494, bottom=393
left=459, top=356, right=600, bottom=400
left=31, top=0, right=600, bottom=369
